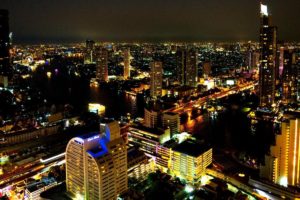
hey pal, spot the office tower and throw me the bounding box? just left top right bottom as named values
left=162, top=112, right=180, bottom=137
left=66, top=121, right=127, bottom=200
left=96, top=48, right=108, bottom=82
left=123, top=49, right=130, bottom=79
left=176, top=49, right=198, bottom=87
left=282, top=49, right=297, bottom=104
left=150, top=61, right=163, bottom=98
left=84, top=40, right=95, bottom=64
left=144, top=107, right=159, bottom=128
left=202, top=61, right=212, bottom=78
left=259, top=3, right=277, bottom=107
left=0, top=10, right=10, bottom=75
left=260, top=111, right=300, bottom=187
left=186, top=49, right=198, bottom=87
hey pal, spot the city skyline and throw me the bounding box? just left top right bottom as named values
left=1, top=0, right=300, bottom=43
left=1, top=1, right=300, bottom=199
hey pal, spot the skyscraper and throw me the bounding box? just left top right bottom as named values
left=84, top=40, right=95, bottom=64
left=282, top=48, right=297, bottom=104
left=150, top=61, right=163, bottom=98
left=96, top=48, right=108, bottom=82
left=123, top=48, right=130, bottom=79
left=0, top=9, right=10, bottom=75
left=260, top=111, right=300, bottom=187
left=66, top=121, right=127, bottom=200
left=259, top=3, right=277, bottom=107
left=176, top=48, right=198, bottom=87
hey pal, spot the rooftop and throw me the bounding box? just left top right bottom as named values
left=78, top=132, right=99, bottom=140
left=26, top=177, right=57, bottom=193
left=172, top=139, right=211, bottom=157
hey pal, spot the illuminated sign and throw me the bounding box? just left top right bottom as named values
left=87, top=135, right=100, bottom=142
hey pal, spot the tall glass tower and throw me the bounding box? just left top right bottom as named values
left=259, top=3, right=277, bottom=107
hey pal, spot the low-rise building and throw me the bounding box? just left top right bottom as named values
left=24, top=178, right=57, bottom=200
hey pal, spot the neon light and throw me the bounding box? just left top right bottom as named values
left=87, top=135, right=100, bottom=142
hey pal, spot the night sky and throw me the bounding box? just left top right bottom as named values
left=1, top=0, right=299, bottom=43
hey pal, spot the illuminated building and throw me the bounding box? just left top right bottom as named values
left=123, top=48, right=130, bottom=79
left=176, top=48, right=198, bottom=87
left=0, top=9, right=10, bottom=75
left=171, top=139, right=212, bottom=182
left=127, top=147, right=155, bottom=181
left=96, top=47, right=108, bottom=82
left=246, top=50, right=260, bottom=70
left=66, top=121, right=127, bottom=200
left=144, top=107, right=159, bottom=128
left=24, top=178, right=57, bottom=200
left=260, top=111, right=300, bottom=187
left=84, top=40, right=95, bottom=64
left=150, top=61, right=163, bottom=98
left=162, top=112, right=180, bottom=137
left=88, top=103, right=106, bottom=116
left=259, top=3, right=277, bottom=107
left=282, top=48, right=297, bottom=104
left=128, top=125, right=170, bottom=157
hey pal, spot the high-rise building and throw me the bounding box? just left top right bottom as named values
left=282, top=48, right=297, bottom=104
left=186, top=49, right=198, bottom=87
left=0, top=9, right=10, bottom=75
left=123, top=49, right=130, bottom=79
left=176, top=49, right=198, bottom=87
left=150, top=61, right=163, bottom=98
left=66, top=121, right=127, bottom=200
left=84, top=40, right=95, bottom=64
left=260, top=111, right=300, bottom=187
left=162, top=112, right=180, bottom=137
left=96, top=48, right=108, bottom=82
left=259, top=3, right=277, bottom=107
left=246, top=49, right=260, bottom=70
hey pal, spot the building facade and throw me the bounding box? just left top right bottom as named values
left=171, top=139, right=212, bottom=182
left=66, top=121, right=127, bottom=200
left=260, top=111, right=300, bottom=187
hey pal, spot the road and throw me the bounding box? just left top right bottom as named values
left=167, top=81, right=256, bottom=114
